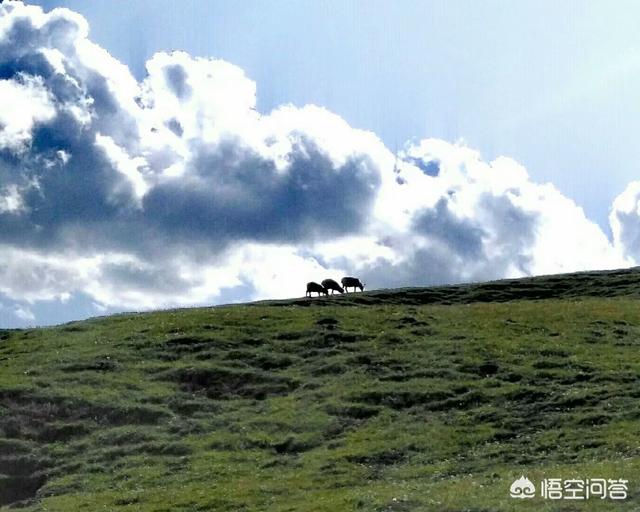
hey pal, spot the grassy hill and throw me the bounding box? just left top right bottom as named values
left=2, top=268, right=640, bottom=511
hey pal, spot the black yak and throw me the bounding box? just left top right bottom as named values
left=341, top=276, right=365, bottom=292
left=321, top=278, right=344, bottom=294
left=306, top=282, right=328, bottom=297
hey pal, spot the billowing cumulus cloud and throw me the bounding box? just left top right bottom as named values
left=0, top=2, right=636, bottom=326
left=610, top=181, right=640, bottom=262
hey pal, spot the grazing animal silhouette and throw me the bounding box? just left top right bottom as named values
left=321, top=278, right=344, bottom=294
left=306, top=282, right=328, bottom=297
left=341, top=276, right=365, bottom=292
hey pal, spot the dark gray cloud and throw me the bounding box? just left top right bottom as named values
left=356, top=193, right=538, bottom=289
left=164, top=63, right=191, bottom=99
left=144, top=138, right=379, bottom=246
left=406, top=156, right=440, bottom=177
left=100, top=260, right=192, bottom=292
left=0, top=115, right=137, bottom=250
left=477, top=192, right=538, bottom=275
left=413, top=197, right=486, bottom=260
left=615, top=210, right=640, bottom=258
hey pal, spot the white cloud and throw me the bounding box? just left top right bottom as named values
left=13, top=304, right=35, bottom=322
left=95, top=134, right=150, bottom=202
left=0, top=184, right=24, bottom=213
left=0, top=75, right=55, bottom=151
left=0, top=1, right=636, bottom=324
left=0, top=300, right=35, bottom=324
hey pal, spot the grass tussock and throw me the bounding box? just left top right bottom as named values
left=1, top=267, right=640, bottom=510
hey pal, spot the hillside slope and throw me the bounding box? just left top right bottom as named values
left=2, top=268, right=640, bottom=511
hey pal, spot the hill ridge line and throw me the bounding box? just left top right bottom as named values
left=252, top=266, right=640, bottom=308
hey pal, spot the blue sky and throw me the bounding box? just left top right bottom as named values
left=1, top=1, right=640, bottom=327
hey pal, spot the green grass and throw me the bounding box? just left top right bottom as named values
left=2, top=268, right=640, bottom=510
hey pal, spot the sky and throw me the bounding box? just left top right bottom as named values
left=1, top=0, right=640, bottom=327
left=32, top=0, right=640, bottom=231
